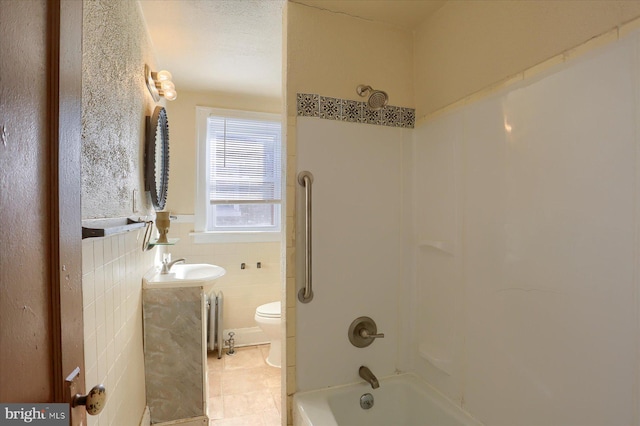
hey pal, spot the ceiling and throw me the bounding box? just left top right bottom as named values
left=139, top=0, right=285, bottom=97
left=292, top=0, right=445, bottom=30
left=138, top=0, right=445, bottom=99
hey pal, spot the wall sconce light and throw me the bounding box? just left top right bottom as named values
left=145, top=64, right=177, bottom=101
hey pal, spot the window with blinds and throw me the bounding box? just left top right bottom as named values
left=205, top=114, right=282, bottom=232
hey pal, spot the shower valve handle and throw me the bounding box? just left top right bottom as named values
left=360, top=329, right=384, bottom=339
left=349, top=316, right=383, bottom=348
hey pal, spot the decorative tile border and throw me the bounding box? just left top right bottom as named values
left=297, top=93, right=415, bottom=128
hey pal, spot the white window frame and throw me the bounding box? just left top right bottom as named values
left=193, top=107, right=283, bottom=243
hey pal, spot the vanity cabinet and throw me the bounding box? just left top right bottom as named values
left=142, top=286, right=208, bottom=425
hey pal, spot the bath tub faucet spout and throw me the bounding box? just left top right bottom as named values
left=359, top=366, right=379, bottom=389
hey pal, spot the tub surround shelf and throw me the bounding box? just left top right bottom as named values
left=82, top=217, right=146, bottom=239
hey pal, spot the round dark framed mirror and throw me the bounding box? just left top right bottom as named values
left=145, top=106, right=170, bottom=210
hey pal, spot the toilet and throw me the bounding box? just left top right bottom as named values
left=254, top=301, right=282, bottom=368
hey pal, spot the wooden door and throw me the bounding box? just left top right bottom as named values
left=0, top=0, right=84, bottom=423
left=0, top=0, right=56, bottom=403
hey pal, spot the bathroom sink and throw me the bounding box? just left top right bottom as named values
left=171, top=263, right=225, bottom=281
left=143, top=263, right=226, bottom=291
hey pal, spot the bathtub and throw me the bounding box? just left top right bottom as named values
left=294, top=374, right=483, bottom=426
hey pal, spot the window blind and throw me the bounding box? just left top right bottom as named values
left=207, top=115, right=282, bottom=204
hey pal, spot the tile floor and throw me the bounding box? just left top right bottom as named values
left=208, top=344, right=282, bottom=426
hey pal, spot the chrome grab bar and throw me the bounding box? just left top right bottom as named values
left=298, top=171, right=314, bottom=303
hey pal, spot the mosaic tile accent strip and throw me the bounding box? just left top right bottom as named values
left=363, top=107, right=382, bottom=126
left=382, top=106, right=401, bottom=127
left=297, top=93, right=319, bottom=117
left=319, top=96, right=342, bottom=120
left=341, top=99, right=362, bottom=123
left=297, top=93, right=415, bottom=128
left=402, top=107, right=416, bottom=128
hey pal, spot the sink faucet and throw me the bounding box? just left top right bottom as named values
left=359, top=366, right=379, bottom=389
left=161, top=258, right=186, bottom=274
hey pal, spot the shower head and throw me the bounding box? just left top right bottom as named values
left=356, top=84, right=388, bottom=111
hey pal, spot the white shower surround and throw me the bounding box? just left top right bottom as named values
left=296, top=118, right=409, bottom=391
left=296, top=31, right=640, bottom=425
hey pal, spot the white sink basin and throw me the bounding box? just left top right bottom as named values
left=143, top=263, right=226, bottom=291
left=172, top=263, right=225, bottom=281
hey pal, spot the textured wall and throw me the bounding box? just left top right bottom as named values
left=81, top=1, right=160, bottom=425
left=82, top=0, right=158, bottom=219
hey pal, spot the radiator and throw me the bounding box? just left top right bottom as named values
left=207, top=291, right=224, bottom=358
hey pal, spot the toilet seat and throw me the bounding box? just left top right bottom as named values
left=256, top=301, right=281, bottom=318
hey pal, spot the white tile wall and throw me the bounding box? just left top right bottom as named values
left=82, top=230, right=155, bottom=426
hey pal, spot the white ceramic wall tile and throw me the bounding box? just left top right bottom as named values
left=84, top=330, right=98, bottom=372
left=295, top=118, right=405, bottom=391
left=94, top=266, right=105, bottom=300
left=82, top=231, right=154, bottom=426
left=82, top=270, right=95, bottom=309
left=102, top=236, right=113, bottom=263
left=83, top=302, right=96, bottom=342
left=85, top=365, right=97, bottom=397
left=97, top=352, right=107, bottom=386
left=82, top=240, right=94, bottom=273
left=93, top=238, right=104, bottom=267
left=95, top=295, right=106, bottom=330
left=117, top=257, right=125, bottom=284
left=104, top=262, right=113, bottom=290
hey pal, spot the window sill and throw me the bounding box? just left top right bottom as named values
left=189, top=231, right=282, bottom=244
